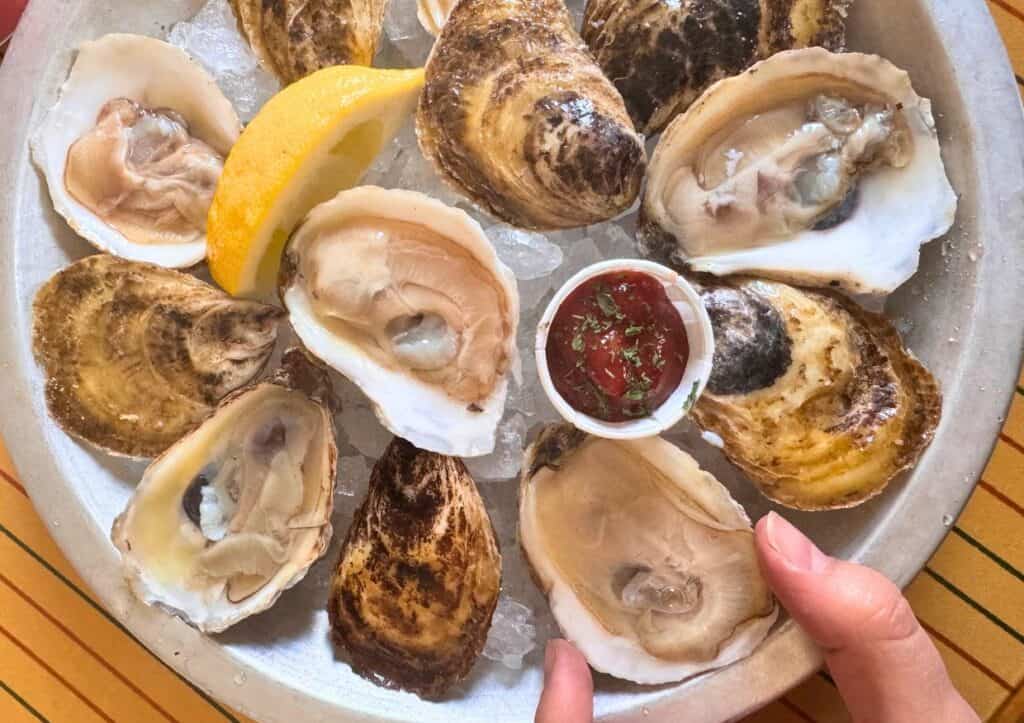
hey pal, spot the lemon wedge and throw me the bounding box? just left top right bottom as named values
left=207, top=65, right=425, bottom=297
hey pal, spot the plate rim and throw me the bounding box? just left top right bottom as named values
left=1, top=0, right=1022, bottom=721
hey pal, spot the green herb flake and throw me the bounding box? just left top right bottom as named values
left=571, top=334, right=585, bottom=353
left=625, top=325, right=644, bottom=337
left=625, top=388, right=646, bottom=401
left=596, top=291, right=619, bottom=318
left=622, top=345, right=642, bottom=367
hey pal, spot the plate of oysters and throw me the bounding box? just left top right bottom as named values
left=1, top=0, right=1022, bottom=720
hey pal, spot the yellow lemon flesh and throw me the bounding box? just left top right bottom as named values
left=207, top=65, right=425, bottom=298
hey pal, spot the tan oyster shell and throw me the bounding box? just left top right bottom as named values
left=582, top=0, right=849, bottom=134
left=111, top=349, right=337, bottom=633
left=520, top=424, right=778, bottom=684
left=416, top=0, right=647, bottom=230
left=328, top=437, right=501, bottom=699
left=417, top=0, right=455, bottom=35
left=692, top=278, right=942, bottom=510
left=231, top=0, right=387, bottom=83
left=32, top=255, right=283, bottom=458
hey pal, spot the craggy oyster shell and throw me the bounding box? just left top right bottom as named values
left=111, top=349, right=338, bottom=633
left=520, top=424, right=778, bottom=684
left=639, top=49, right=958, bottom=295
left=416, top=0, right=647, bottom=230
left=692, top=278, right=942, bottom=510
left=31, top=34, right=241, bottom=268
left=582, top=0, right=849, bottom=134
left=231, top=0, right=387, bottom=84
left=416, top=0, right=455, bottom=35
left=328, top=437, right=501, bottom=699
left=32, top=255, right=283, bottom=458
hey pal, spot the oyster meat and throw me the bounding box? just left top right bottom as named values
left=693, top=278, right=942, bottom=510
left=582, top=0, right=850, bottom=134
left=33, top=255, right=283, bottom=458
left=328, top=437, right=501, bottom=699
left=641, top=49, right=958, bottom=295
left=520, top=425, right=778, bottom=684
left=32, top=34, right=241, bottom=268
left=416, top=0, right=647, bottom=230
left=111, top=349, right=338, bottom=632
left=280, top=187, right=519, bottom=457
left=231, top=0, right=388, bottom=84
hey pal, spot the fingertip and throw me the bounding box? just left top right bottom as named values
left=536, top=639, right=593, bottom=723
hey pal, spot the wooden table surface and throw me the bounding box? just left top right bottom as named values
left=1, top=4, right=1023, bottom=722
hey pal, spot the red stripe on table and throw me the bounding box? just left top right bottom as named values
left=980, top=480, right=1024, bottom=517
left=0, top=469, right=27, bottom=497
left=0, top=572, right=180, bottom=723
left=780, top=697, right=818, bottom=723
left=991, top=0, right=1024, bottom=23
left=0, top=620, right=115, bottom=723
left=921, top=621, right=1013, bottom=690
left=999, top=432, right=1024, bottom=456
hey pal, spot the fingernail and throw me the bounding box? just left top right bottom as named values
left=763, top=512, right=830, bottom=573
left=544, top=640, right=561, bottom=681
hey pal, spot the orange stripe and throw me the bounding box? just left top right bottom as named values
left=920, top=621, right=1013, bottom=691
left=991, top=0, right=1024, bottom=23
left=0, top=622, right=115, bottom=723
left=0, top=469, right=26, bottom=497
left=780, top=697, right=817, bottom=723
left=980, top=479, right=1024, bottom=517
left=999, top=432, right=1024, bottom=456
left=0, top=572, right=180, bottom=723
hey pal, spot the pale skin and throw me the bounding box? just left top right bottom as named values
left=535, top=512, right=980, bottom=723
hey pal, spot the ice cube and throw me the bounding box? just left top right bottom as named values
left=483, top=596, right=538, bottom=670
left=336, top=379, right=393, bottom=459
left=486, top=224, right=565, bottom=281
left=465, top=413, right=527, bottom=481
left=336, top=455, right=372, bottom=497
left=166, top=0, right=279, bottom=121
left=383, top=0, right=436, bottom=67
left=588, top=222, right=639, bottom=260
left=549, top=237, right=602, bottom=290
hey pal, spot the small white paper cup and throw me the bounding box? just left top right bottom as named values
left=535, top=260, right=715, bottom=439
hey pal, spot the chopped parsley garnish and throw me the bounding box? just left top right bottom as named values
left=624, top=388, right=646, bottom=401
left=595, top=291, right=623, bottom=319
left=622, top=344, right=642, bottom=367
left=625, top=325, right=644, bottom=337
left=571, top=333, right=584, bottom=352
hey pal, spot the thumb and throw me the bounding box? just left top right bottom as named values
left=535, top=639, right=593, bottom=723
left=755, top=512, right=978, bottom=723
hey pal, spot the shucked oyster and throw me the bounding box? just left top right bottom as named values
left=112, top=350, right=337, bottom=632
left=582, top=0, right=850, bottom=134
left=280, top=187, right=519, bottom=457
left=231, top=0, right=387, bottom=84
left=640, top=49, right=958, bottom=295
left=520, top=425, right=778, bottom=684
left=33, top=255, right=283, bottom=458
left=416, top=0, right=647, bottom=230
left=32, top=34, right=241, bottom=268
left=693, top=278, right=942, bottom=510
left=328, top=437, right=501, bottom=699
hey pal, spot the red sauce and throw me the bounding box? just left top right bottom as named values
left=545, top=271, right=689, bottom=422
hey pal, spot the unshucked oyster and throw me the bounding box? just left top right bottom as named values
left=417, top=0, right=647, bottom=230
left=693, top=278, right=942, bottom=510
left=280, top=187, right=519, bottom=458
left=328, top=437, right=501, bottom=699
left=520, top=425, right=778, bottom=684
left=582, top=0, right=850, bottom=134
left=231, top=0, right=387, bottom=84
left=112, top=349, right=338, bottom=632
left=33, top=255, right=283, bottom=458
left=32, top=34, right=241, bottom=268
left=640, top=49, right=957, bottom=294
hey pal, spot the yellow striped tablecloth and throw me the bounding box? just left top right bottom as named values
left=2, top=7, right=1023, bottom=723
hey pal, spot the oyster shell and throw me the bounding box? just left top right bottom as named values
left=416, top=0, right=647, bottom=230
left=111, top=349, right=338, bottom=633
left=31, top=34, right=241, bottom=268
left=640, top=49, right=958, bottom=295
left=231, top=0, right=387, bottom=84
left=33, top=255, right=283, bottom=458
left=520, top=424, right=778, bottom=684
left=582, top=0, right=850, bottom=134
left=279, top=187, right=519, bottom=458
left=693, top=278, right=942, bottom=510
left=417, top=0, right=454, bottom=35
left=328, top=437, right=501, bottom=699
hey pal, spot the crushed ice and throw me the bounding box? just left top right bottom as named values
left=487, top=224, right=565, bottom=281
left=465, top=413, right=527, bottom=481
left=483, top=596, right=537, bottom=670
left=336, top=455, right=372, bottom=497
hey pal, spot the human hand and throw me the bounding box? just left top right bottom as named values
left=534, top=511, right=979, bottom=723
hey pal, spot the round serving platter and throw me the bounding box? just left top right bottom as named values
left=1, top=1, right=1023, bottom=721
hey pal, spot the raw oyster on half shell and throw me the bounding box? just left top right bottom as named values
left=640, top=49, right=958, bottom=295
left=693, top=278, right=942, bottom=510
left=416, top=0, right=647, bottom=230
left=328, top=437, right=501, bottom=699
left=32, top=34, right=241, bottom=268
left=32, top=255, right=283, bottom=458
left=279, top=187, right=519, bottom=458
left=111, top=349, right=338, bottom=632
left=520, top=424, right=778, bottom=684
left=582, top=0, right=850, bottom=134
left=231, top=0, right=388, bottom=84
